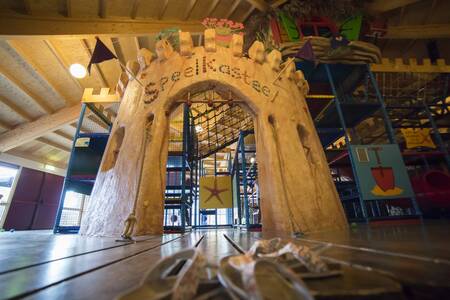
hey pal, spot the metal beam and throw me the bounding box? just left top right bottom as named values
left=0, top=13, right=204, bottom=39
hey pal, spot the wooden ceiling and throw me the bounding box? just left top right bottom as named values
left=0, top=0, right=259, bottom=174
left=0, top=0, right=448, bottom=175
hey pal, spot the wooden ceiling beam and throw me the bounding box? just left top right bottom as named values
left=111, top=37, right=127, bottom=69
left=0, top=103, right=82, bottom=152
left=0, top=120, right=12, bottom=130
left=159, top=0, right=169, bottom=20
left=134, top=36, right=140, bottom=51
left=225, top=0, right=241, bottom=19
left=245, top=0, right=269, bottom=12
left=366, top=0, right=420, bottom=13
left=130, top=0, right=140, bottom=19
left=206, top=0, right=220, bottom=16
left=0, top=68, right=53, bottom=114
left=99, top=0, right=108, bottom=18
left=36, top=137, right=71, bottom=152
left=44, top=40, right=84, bottom=91
left=6, top=40, right=72, bottom=106
left=184, top=0, right=198, bottom=20
left=66, top=0, right=72, bottom=17
left=0, top=150, right=67, bottom=172
left=0, top=95, right=34, bottom=122
left=241, top=6, right=255, bottom=23
left=53, top=130, right=74, bottom=142
left=0, top=13, right=204, bottom=39
left=0, top=92, right=75, bottom=148
left=270, top=0, right=287, bottom=8
left=23, top=0, right=33, bottom=15
left=385, top=24, right=450, bottom=39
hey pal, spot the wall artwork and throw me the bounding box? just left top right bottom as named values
left=199, top=176, right=232, bottom=209
left=350, top=144, right=414, bottom=200
left=400, top=128, right=436, bottom=149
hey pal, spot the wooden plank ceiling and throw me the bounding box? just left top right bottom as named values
left=0, top=0, right=448, bottom=173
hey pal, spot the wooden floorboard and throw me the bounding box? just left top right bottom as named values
left=196, top=229, right=241, bottom=264
left=0, top=234, right=181, bottom=300
left=225, top=224, right=450, bottom=299
left=0, top=230, right=133, bottom=274
left=305, top=221, right=450, bottom=260
left=2, top=222, right=449, bottom=299
left=24, top=232, right=204, bottom=300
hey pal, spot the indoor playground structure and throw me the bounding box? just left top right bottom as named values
left=2, top=2, right=449, bottom=299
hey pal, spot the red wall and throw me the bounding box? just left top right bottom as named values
left=3, top=168, right=64, bottom=230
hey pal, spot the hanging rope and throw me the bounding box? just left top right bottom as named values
left=120, top=120, right=151, bottom=240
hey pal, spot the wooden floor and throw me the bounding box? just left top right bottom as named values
left=1, top=221, right=449, bottom=299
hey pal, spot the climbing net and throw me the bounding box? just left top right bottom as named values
left=192, top=102, right=253, bottom=159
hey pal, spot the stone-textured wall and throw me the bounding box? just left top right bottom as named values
left=79, top=31, right=347, bottom=237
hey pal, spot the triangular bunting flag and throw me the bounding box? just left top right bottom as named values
left=87, top=37, right=117, bottom=74
left=295, top=40, right=315, bottom=61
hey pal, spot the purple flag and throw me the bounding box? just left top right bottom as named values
left=87, top=37, right=117, bottom=74
left=330, top=33, right=350, bottom=49
left=295, top=40, right=315, bottom=61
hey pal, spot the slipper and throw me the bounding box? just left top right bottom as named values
left=118, top=248, right=206, bottom=300
left=259, top=242, right=342, bottom=278
left=218, top=256, right=314, bottom=300
left=247, top=238, right=341, bottom=279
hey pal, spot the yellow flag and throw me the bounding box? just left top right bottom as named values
left=199, top=176, right=232, bottom=209
left=401, top=128, right=436, bottom=149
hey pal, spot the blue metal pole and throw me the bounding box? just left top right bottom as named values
left=366, top=65, right=397, bottom=144
left=367, top=66, right=422, bottom=217
left=180, top=104, right=188, bottom=229
left=53, top=103, right=87, bottom=233
left=240, top=131, right=250, bottom=228
left=423, top=101, right=450, bottom=169
left=325, top=64, right=368, bottom=222
left=214, top=153, right=218, bottom=227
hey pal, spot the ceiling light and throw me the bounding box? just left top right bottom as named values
left=250, top=157, right=256, bottom=164
left=44, top=164, right=56, bottom=171
left=69, top=63, right=87, bottom=78
left=195, top=125, right=203, bottom=133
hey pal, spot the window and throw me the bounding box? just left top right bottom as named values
left=0, top=163, right=20, bottom=228
left=59, top=191, right=89, bottom=227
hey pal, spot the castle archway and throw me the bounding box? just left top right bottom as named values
left=79, top=31, right=347, bottom=237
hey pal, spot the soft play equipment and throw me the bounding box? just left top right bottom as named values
left=411, top=170, right=450, bottom=215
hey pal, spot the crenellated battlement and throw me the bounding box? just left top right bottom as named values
left=115, top=30, right=310, bottom=102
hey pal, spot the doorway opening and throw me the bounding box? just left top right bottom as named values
left=163, top=90, right=260, bottom=232
left=0, top=162, right=20, bottom=228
